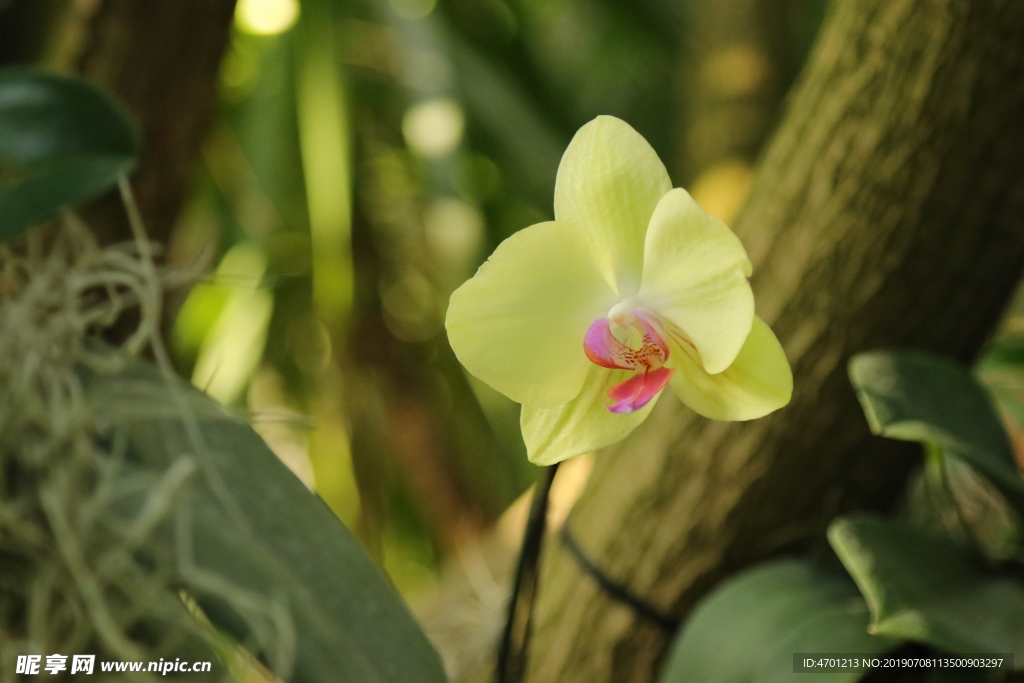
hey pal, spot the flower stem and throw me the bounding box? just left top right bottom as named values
left=496, top=462, right=560, bottom=683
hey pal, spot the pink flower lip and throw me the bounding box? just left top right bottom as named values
left=607, top=366, right=674, bottom=413
left=583, top=309, right=674, bottom=413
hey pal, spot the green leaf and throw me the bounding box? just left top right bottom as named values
left=848, top=350, right=1024, bottom=515
left=918, top=452, right=1023, bottom=563
left=83, top=351, right=448, bottom=683
left=978, top=333, right=1024, bottom=373
left=0, top=68, right=139, bottom=238
left=659, top=559, right=898, bottom=683
left=829, top=515, right=1024, bottom=666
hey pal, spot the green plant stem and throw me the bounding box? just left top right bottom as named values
left=496, top=463, right=560, bottom=683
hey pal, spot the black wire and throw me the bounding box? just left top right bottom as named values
left=496, top=463, right=560, bottom=683
left=559, top=522, right=680, bottom=633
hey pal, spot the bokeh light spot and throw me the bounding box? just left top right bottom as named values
left=701, top=44, right=768, bottom=98
left=689, top=158, right=753, bottom=224
left=236, top=0, right=300, bottom=36
left=402, top=99, right=465, bottom=158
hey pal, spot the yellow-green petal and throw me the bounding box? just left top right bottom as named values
left=446, top=221, right=616, bottom=407
left=668, top=316, right=792, bottom=421
left=554, top=115, right=671, bottom=295
left=521, top=366, right=659, bottom=465
left=639, top=188, right=754, bottom=374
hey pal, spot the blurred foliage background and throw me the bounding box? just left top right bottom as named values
left=5, top=0, right=1023, bottom=645
left=2, top=0, right=1022, bottom=613
left=181, top=2, right=1024, bottom=679
left=4, top=0, right=1024, bottom=678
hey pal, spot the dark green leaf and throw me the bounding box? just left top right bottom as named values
left=659, top=559, right=898, bottom=683
left=0, top=68, right=139, bottom=238
left=829, top=515, right=1024, bottom=665
left=848, top=350, right=1024, bottom=515
left=915, top=452, right=1023, bottom=563
left=978, top=334, right=1024, bottom=373
left=83, top=351, right=448, bottom=683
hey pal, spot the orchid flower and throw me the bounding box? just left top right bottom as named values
left=446, top=116, right=792, bottom=465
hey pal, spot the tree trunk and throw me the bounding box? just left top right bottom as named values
left=70, top=0, right=237, bottom=246
left=528, top=1, right=1024, bottom=681
left=0, top=0, right=65, bottom=65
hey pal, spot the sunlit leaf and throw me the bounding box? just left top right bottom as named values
left=659, top=559, right=898, bottom=683
left=829, top=515, right=1024, bottom=665
left=189, top=243, right=273, bottom=405
left=849, top=350, right=1024, bottom=515
left=0, top=68, right=139, bottom=239
left=84, top=349, right=448, bottom=683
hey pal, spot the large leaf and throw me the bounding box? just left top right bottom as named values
left=659, top=559, right=898, bottom=683
left=0, top=68, right=139, bottom=238
left=829, top=515, right=1024, bottom=666
left=83, top=351, right=447, bottom=683
left=849, top=350, right=1024, bottom=515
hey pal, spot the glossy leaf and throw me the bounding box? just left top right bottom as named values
left=0, top=68, right=139, bottom=238
left=849, top=350, right=1024, bottom=515
left=829, top=515, right=1024, bottom=665
left=659, top=559, right=898, bottom=683
left=83, top=350, right=447, bottom=683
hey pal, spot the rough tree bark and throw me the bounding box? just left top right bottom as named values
left=69, top=0, right=237, bottom=246
left=527, top=1, right=1024, bottom=681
